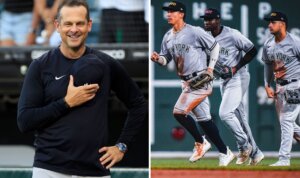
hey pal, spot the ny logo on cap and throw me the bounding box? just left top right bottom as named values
left=169, top=2, right=176, bottom=6
left=271, top=13, right=277, bottom=16
left=205, top=9, right=213, bottom=14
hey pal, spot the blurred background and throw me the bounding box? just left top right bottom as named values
left=0, top=0, right=149, bottom=177
left=150, top=0, right=300, bottom=157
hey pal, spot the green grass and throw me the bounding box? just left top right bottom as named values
left=151, top=158, right=300, bottom=171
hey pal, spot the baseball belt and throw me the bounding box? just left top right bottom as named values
left=180, top=71, right=202, bottom=81
left=276, top=79, right=298, bottom=86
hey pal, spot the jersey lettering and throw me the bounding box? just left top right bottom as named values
left=169, top=43, right=190, bottom=56
left=219, top=47, right=229, bottom=57
left=266, top=52, right=292, bottom=64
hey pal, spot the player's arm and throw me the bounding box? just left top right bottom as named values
left=232, top=46, right=257, bottom=74
left=207, top=42, right=220, bottom=73
left=262, top=46, right=275, bottom=98
left=232, top=31, right=258, bottom=74
left=151, top=51, right=170, bottom=66
left=264, top=63, right=275, bottom=98
left=195, top=26, right=219, bottom=73
left=151, top=33, right=172, bottom=66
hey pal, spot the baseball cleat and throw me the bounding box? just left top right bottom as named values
left=236, top=145, right=252, bottom=164
left=219, top=147, right=235, bottom=166
left=248, top=150, right=264, bottom=165
left=189, top=136, right=211, bottom=162
left=269, top=160, right=290, bottom=166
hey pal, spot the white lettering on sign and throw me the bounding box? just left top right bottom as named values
left=256, top=27, right=271, bottom=45
left=31, top=50, right=48, bottom=60
left=192, top=2, right=207, bottom=20
left=258, top=2, right=271, bottom=19
left=256, top=27, right=271, bottom=65
left=101, top=50, right=125, bottom=60
left=162, top=2, right=169, bottom=20
left=290, top=28, right=300, bottom=37
left=221, top=3, right=233, bottom=20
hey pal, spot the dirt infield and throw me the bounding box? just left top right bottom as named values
left=151, top=170, right=300, bottom=178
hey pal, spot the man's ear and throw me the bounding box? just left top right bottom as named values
left=54, top=19, right=60, bottom=32
left=88, top=19, right=93, bottom=32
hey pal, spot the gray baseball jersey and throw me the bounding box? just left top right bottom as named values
left=262, top=33, right=300, bottom=80
left=160, top=24, right=217, bottom=76
left=159, top=24, right=216, bottom=120
left=215, top=26, right=254, bottom=67
left=262, top=32, right=300, bottom=161
left=213, top=26, right=260, bottom=155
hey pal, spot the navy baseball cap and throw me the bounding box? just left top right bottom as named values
left=162, top=1, right=186, bottom=13
left=70, top=54, right=104, bottom=87
left=200, top=8, right=220, bottom=19
left=264, top=11, right=288, bottom=24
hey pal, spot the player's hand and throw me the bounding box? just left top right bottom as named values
left=151, top=51, right=160, bottom=62
left=207, top=67, right=213, bottom=74
left=99, top=146, right=125, bottom=169
left=265, top=85, right=275, bottom=98
left=231, top=66, right=237, bottom=75
left=64, top=75, right=100, bottom=107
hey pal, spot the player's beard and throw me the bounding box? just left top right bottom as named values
left=269, top=26, right=280, bottom=35
left=269, top=29, right=277, bottom=35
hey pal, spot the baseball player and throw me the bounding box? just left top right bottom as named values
left=200, top=8, right=264, bottom=165
left=151, top=1, right=235, bottom=166
left=262, top=11, right=300, bottom=166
